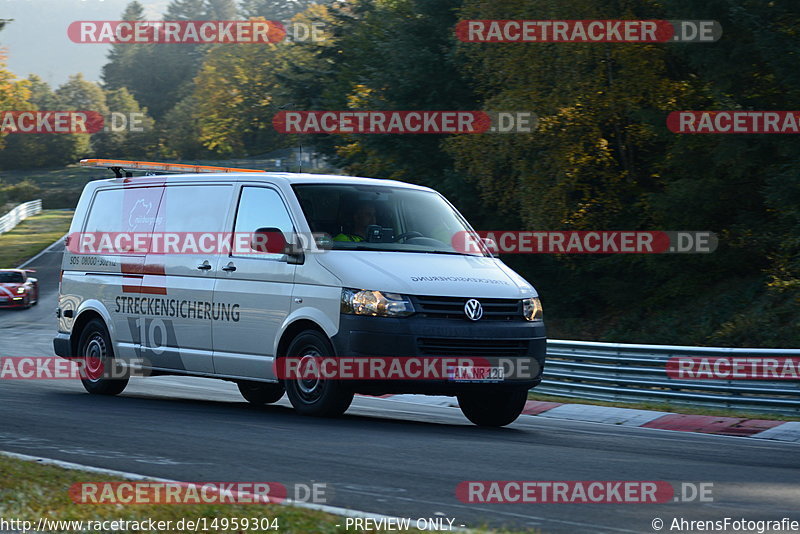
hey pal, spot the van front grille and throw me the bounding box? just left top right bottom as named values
left=411, top=295, right=522, bottom=321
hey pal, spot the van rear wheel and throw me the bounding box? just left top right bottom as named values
left=78, top=318, right=129, bottom=396
left=237, top=381, right=285, bottom=404
left=457, top=387, right=528, bottom=427
left=283, top=330, right=353, bottom=417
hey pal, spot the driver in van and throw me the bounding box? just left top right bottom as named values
left=334, top=201, right=377, bottom=242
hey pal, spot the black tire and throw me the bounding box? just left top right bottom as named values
left=31, top=288, right=38, bottom=305
left=77, top=318, right=129, bottom=396
left=283, top=330, right=353, bottom=417
left=237, top=381, right=285, bottom=404
left=457, top=387, right=528, bottom=427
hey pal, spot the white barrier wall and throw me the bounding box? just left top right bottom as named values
left=0, top=199, right=43, bottom=234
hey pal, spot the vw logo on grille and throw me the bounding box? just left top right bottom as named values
left=464, top=299, right=483, bottom=321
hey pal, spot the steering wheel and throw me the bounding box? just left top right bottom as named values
left=395, top=231, right=424, bottom=242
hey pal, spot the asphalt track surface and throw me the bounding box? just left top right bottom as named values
left=0, top=240, right=798, bottom=533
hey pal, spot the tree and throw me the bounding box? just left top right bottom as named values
left=56, top=74, right=109, bottom=116
left=157, top=94, right=216, bottom=159
left=0, top=52, right=33, bottom=165
left=191, top=37, right=288, bottom=156
left=277, top=0, right=490, bottom=219
left=103, top=0, right=238, bottom=121
left=0, top=74, right=93, bottom=169
left=102, top=1, right=146, bottom=94
left=164, top=0, right=207, bottom=20
left=183, top=4, right=337, bottom=157
left=0, top=15, right=30, bottom=150
left=205, top=0, right=237, bottom=20
left=239, top=0, right=322, bottom=21
left=56, top=74, right=109, bottom=160
left=0, top=75, right=50, bottom=168
left=444, top=0, right=800, bottom=346
left=93, top=87, right=156, bottom=158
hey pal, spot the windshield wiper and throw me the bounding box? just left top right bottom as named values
left=344, top=246, right=482, bottom=256
left=416, top=250, right=485, bottom=256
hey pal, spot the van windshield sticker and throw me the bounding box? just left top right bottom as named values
left=409, top=276, right=509, bottom=285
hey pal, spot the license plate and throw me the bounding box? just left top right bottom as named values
left=449, top=366, right=505, bottom=383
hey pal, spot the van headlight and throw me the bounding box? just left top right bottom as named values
left=341, top=289, right=415, bottom=317
left=522, top=297, right=543, bottom=322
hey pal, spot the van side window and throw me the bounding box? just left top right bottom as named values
left=233, top=187, right=295, bottom=259
left=85, top=187, right=162, bottom=234
left=155, top=185, right=232, bottom=233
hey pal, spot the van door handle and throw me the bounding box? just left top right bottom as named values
left=197, top=261, right=212, bottom=270
left=222, top=262, right=237, bottom=272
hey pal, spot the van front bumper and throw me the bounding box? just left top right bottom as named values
left=330, top=314, right=546, bottom=395
left=53, top=332, right=72, bottom=358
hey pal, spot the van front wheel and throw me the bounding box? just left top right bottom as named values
left=457, top=387, right=528, bottom=427
left=283, top=331, right=353, bottom=417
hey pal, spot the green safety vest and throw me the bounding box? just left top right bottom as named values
left=333, top=233, right=364, bottom=242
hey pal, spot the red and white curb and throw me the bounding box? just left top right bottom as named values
left=534, top=404, right=671, bottom=427
left=373, top=395, right=800, bottom=442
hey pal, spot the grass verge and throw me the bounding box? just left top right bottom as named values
left=527, top=391, right=799, bottom=422
left=0, top=455, right=534, bottom=534
left=0, top=210, right=73, bottom=268
left=0, top=455, right=399, bottom=534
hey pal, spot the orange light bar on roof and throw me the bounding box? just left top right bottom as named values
left=80, top=159, right=267, bottom=174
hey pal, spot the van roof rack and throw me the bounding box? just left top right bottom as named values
left=80, top=159, right=267, bottom=178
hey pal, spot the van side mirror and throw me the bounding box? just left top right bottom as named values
left=251, top=227, right=305, bottom=264
left=251, top=227, right=287, bottom=253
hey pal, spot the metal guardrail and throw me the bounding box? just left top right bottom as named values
left=539, top=340, right=800, bottom=415
left=0, top=199, right=42, bottom=234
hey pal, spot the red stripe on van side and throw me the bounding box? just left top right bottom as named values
left=140, top=263, right=167, bottom=295
left=120, top=262, right=143, bottom=294
left=120, top=262, right=167, bottom=294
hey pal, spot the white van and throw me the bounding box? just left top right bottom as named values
left=54, top=160, right=546, bottom=426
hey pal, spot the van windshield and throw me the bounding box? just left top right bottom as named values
left=292, top=184, right=486, bottom=256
